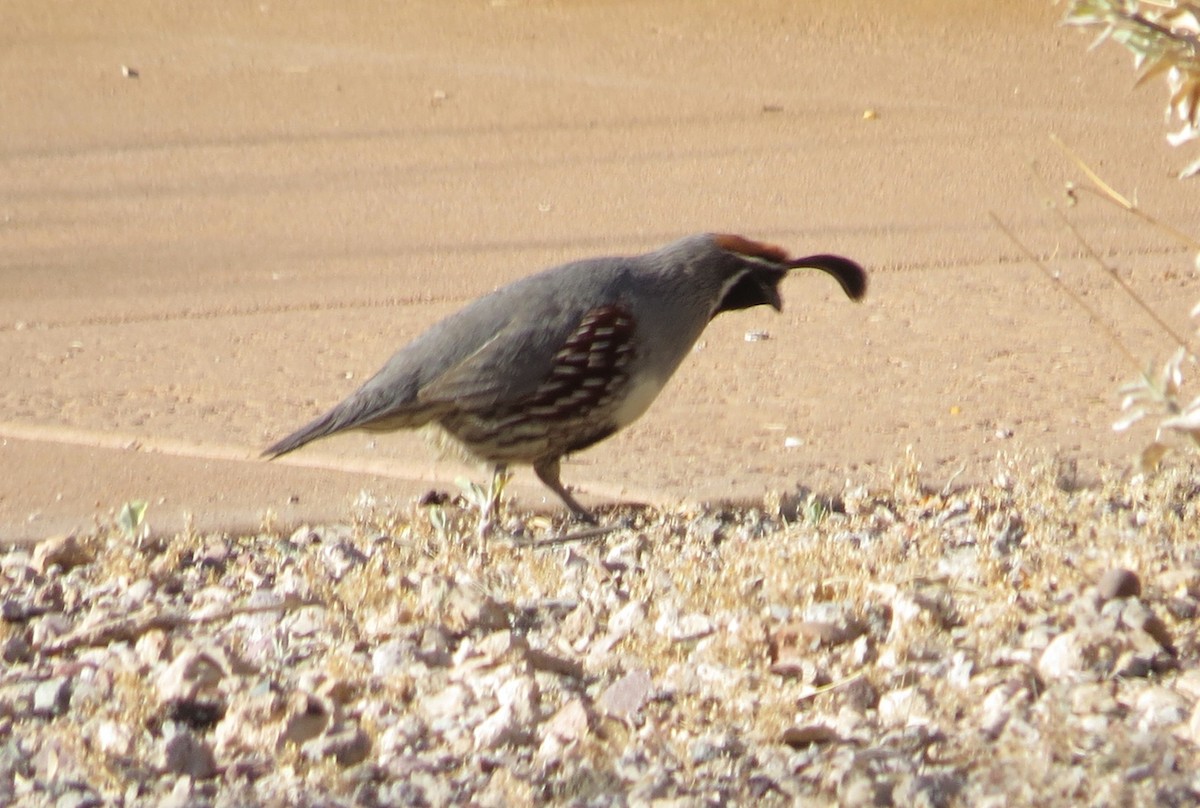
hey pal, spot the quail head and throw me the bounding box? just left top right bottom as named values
left=264, top=233, right=867, bottom=521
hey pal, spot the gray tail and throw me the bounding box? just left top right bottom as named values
left=787, top=254, right=868, bottom=301
left=262, top=393, right=409, bottom=459
left=262, top=407, right=350, bottom=459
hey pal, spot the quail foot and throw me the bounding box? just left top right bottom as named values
left=264, top=233, right=867, bottom=523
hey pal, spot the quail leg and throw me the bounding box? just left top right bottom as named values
left=476, top=464, right=510, bottom=541
left=534, top=457, right=597, bottom=524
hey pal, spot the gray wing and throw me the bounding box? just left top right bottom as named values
left=262, top=261, right=623, bottom=457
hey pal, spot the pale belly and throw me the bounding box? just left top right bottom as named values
left=610, top=373, right=668, bottom=429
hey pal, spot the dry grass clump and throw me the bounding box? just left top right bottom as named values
left=2, top=453, right=1200, bottom=805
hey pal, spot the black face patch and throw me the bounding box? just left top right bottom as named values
left=713, top=269, right=785, bottom=316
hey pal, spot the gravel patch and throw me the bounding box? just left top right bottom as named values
left=3, top=456, right=1200, bottom=806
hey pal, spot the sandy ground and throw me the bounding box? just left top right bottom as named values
left=2, top=0, right=1197, bottom=541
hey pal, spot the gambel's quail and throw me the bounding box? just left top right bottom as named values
left=263, top=233, right=866, bottom=521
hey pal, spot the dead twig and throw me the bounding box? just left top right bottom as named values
left=40, top=594, right=322, bottom=657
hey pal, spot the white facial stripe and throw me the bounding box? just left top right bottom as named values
left=735, top=253, right=784, bottom=268
left=712, top=268, right=756, bottom=317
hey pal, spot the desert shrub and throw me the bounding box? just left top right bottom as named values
left=1026, top=3, right=1200, bottom=470
left=1064, top=0, right=1200, bottom=177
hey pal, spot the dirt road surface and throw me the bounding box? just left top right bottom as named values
left=3, top=0, right=1196, bottom=541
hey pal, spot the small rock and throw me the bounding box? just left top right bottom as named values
left=1119, top=600, right=1176, bottom=655
left=1165, top=597, right=1197, bottom=621
left=281, top=692, right=332, bottom=746
left=688, top=514, right=726, bottom=544
left=162, top=730, right=218, bottom=779
left=285, top=606, right=327, bottom=638
left=770, top=617, right=867, bottom=662
left=476, top=765, right=537, bottom=806
left=838, top=770, right=890, bottom=807
left=689, top=732, right=742, bottom=764
left=34, top=580, right=65, bottom=613
left=597, top=669, right=653, bottom=719
left=213, top=686, right=287, bottom=765
left=33, top=535, right=93, bottom=573
left=321, top=540, right=369, bottom=580
left=1098, top=568, right=1141, bottom=601
left=594, top=600, right=645, bottom=655
left=495, top=673, right=538, bottom=722
left=1124, top=763, right=1154, bottom=783
left=377, top=715, right=428, bottom=760
left=1133, top=686, right=1188, bottom=732
left=771, top=657, right=828, bottom=683
left=134, top=629, right=169, bottom=668
left=167, top=698, right=225, bottom=731
left=158, top=776, right=194, bottom=808
left=603, top=536, right=647, bottom=572
left=536, top=698, right=590, bottom=762
left=29, top=613, right=72, bottom=647
left=1038, top=631, right=1085, bottom=680
left=1113, top=650, right=1154, bottom=679
left=474, top=629, right=527, bottom=665
left=655, top=609, right=714, bottom=642
left=895, top=771, right=964, bottom=808
left=422, top=575, right=510, bottom=634
left=879, top=686, right=933, bottom=728
left=421, top=683, right=475, bottom=733
left=842, top=675, right=881, bottom=712
left=32, top=735, right=81, bottom=783
left=200, top=538, right=232, bottom=567
left=416, top=625, right=453, bottom=667
left=848, top=634, right=876, bottom=668
left=54, top=789, right=102, bottom=808
left=525, top=646, right=584, bottom=678
left=687, top=738, right=715, bottom=766
left=1, top=600, right=30, bottom=623
left=628, top=768, right=672, bottom=803
left=94, top=720, right=135, bottom=756
left=1175, top=669, right=1200, bottom=701
left=1183, top=701, right=1200, bottom=747
left=371, top=638, right=419, bottom=677
left=0, top=681, right=39, bottom=717
left=2, top=634, right=32, bottom=664
left=781, top=724, right=840, bottom=747
left=889, top=586, right=960, bottom=633
left=979, top=679, right=1032, bottom=739
left=375, top=772, right=448, bottom=807
left=33, top=677, right=71, bottom=717
left=302, top=723, right=371, bottom=767
left=1065, top=682, right=1117, bottom=718
left=157, top=647, right=228, bottom=710
left=473, top=704, right=525, bottom=750
left=121, top=578, right=154, bottom=610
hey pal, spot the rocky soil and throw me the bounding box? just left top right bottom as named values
left=3, top=454, right=1200, bottom=806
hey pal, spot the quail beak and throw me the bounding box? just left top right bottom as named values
left=762, top=281, right=783, bottom=312
left=755, top=266, right=786, bottom=311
